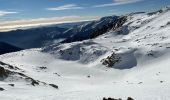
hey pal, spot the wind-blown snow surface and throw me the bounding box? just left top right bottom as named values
left=1, top=8, right=170, bottom=100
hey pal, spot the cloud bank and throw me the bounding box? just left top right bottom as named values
left=93, top=0, right=143, bottom=7
left=47, top=4, right=83, bottom=11
left=0, top=16, right=99, bottom=32
left=0, top=11, right=18, bottom=17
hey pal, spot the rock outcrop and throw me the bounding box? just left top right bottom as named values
left=101, top=52, right=121, bottom=68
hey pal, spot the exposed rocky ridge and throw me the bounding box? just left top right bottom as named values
left=0, top=61, right=58, bottom=89
left=61, top=16, right=119, bottom=43
left=90, top=16, right=127, bottom=38
left=0, top=66, right=9, bottom=78
left=101, top=52, right=121, bottom=68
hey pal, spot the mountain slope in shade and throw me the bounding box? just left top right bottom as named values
left=0, top=42, right=22, bottom=55
left=61, top=16, right=120, bottom=43
left=0, top=26, right=67, bottom=49
left=0, top=16, right=127, bottom=49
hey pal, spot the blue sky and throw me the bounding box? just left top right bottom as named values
left=0, top=0, right=170, bottom=31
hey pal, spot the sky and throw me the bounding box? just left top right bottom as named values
left=0, top=0, right=170, bottom=31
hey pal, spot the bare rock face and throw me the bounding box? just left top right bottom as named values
left=49, top=84, right=58, bottom=89
left=0, top=66, right=8, bottom=78
left=0, top=87, right=5, bottom=91
left=127, top=97, right=134, bottom=100
left=103, top=97, right=122, bottom=100
left=101, top=52, right=121, bottom=68
left=90, top=16, right=127, bottom=39
left=103, top=97, right=134, bottom=100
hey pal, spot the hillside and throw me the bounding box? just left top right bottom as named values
left=0, top=7, right=170, bottom=100
left=0, top=26, right=67, bottom=49
left=0, top=42, right=22, bottom=55
left=0, top=15, right=126, bottom=49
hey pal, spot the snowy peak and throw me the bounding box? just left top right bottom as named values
left=42, top=6, right=170, bottom=68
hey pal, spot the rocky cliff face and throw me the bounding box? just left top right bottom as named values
left=61, top=16, right=119, bottom=43
left=90, top=16, right=127, bottom=39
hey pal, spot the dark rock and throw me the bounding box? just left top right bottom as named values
left=18, top=73, right=27, bottom=77
left=166, top=21, right=170, bottom=25
left=8, top=84, right=15, bottom=87
left=49, top=84, right=58, bottom=89
left=54, top=73, right=61, bottom=77
left=39, top=66, right=47, bottom=70
left=127, top=97, right=134, bottom=100
left=101, top=52, right=121, bottom=68
left=147, top=51, right=154, bottom=57
left=0, top=87, right=4, bottom=91
left=103, top=97, right=122, bottom=100
left=31, top=80, right=39, bottom=86
left=138, top=82, right=143, bottom=84
left=0, top=66, right=8, bottom=78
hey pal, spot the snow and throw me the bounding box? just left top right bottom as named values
left=0, top=7, right=170, bottom=100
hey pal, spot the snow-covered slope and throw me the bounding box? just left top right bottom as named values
left=0, top=7, right=170, bottom=100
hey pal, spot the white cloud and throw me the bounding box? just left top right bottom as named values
left=47, top=4, right=83, bottom=11
left=0, top=16, right=100, bottom=32
left=0, top=11, right=18, bottom=17
left=93, top=0, right=143, bottom=7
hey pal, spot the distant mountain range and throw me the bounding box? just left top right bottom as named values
left=0, top=6, right=170, bottom=51
left=0, top=26, right=67, bottom=49
left=0, top=15, right=123, bottom=49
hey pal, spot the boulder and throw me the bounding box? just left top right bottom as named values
left=127, top=97, right=134, bottom=100
left=0, top=66, right=8, bottom=78
left=0, top=87, right=4, bottom=91
left=101, top=53, right=121, bottom=67
left=49, top=84, right=58, bottom=89
left=103, top=97, right=122, bottom=100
